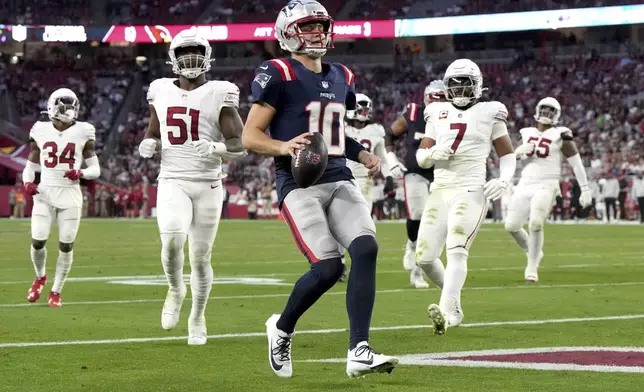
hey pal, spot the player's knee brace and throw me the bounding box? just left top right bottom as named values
left=58, top=242, right=73, bottom=253
left=528, top=218, right=544, bottom=232
left=32, top=239, right=46, bottom=250
left=161, top=233, right=187, bottom=258
left=504, top=219, right=522, bottom=233
left=406, top=219, right=421, bottom=242
left=189, top=241, right=212, bottom=262
left=310, top=257, right=344, bottom=285
left=416, top=238, right=441, bottom=263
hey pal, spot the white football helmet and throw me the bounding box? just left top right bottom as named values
left=47, top=88, right=79, bottom=123
left=347, top=93, right=372, bottom=122
left=275, top=0, right=335, bottom=58
left=443, top=59, right=483, bottom=107
left=167, top=27, right=213, bottom=79
left=423, top=80, right=446, bottom=106
left=534, top=97, right=561, bottom=125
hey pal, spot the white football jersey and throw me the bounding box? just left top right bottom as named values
left=424, top=101, right=508, bottom=188
left=345, top=122, right=386, bottom=178
left=517, top=126, right=571, bottom=186
left=147, top=78, right=240, bottom=181
left=29, top=121, right=95, bottom=188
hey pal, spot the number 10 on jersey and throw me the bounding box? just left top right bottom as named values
left=305, top=101, right=345, bottom=156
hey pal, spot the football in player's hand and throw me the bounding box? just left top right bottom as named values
left=291, top=132, right=328, bottom=188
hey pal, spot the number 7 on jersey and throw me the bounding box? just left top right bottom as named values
left=450, top=123, right=467, bottom=151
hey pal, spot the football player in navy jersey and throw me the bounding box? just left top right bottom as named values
left=241, top=0, right=398, bottom=379
left=386, top=80, right=447, bottom=289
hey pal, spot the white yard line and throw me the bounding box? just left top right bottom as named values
left=2, top=259, right=644, bottom=283
left=1, top=314, right=642, bottom=349
left=1, top=281, right=643, bottom=308
left=2, top=251, right=643, bottom=271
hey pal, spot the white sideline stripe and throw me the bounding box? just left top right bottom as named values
left=3, top=259, right=644, bottom=282
left=2, top=314, right=643, bottom=348
left=2, top=281, right=644, bottom=308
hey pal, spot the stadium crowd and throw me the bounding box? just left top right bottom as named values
left=3, top=0, right=640, bottom=25
left=5, top=46, right=644, bottom=221
left=2, top=0, right=643, bottom=221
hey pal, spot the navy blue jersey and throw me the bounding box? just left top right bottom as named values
left=251, top=57, right=365, bottom=203
left=402, top=103, right=434, bottom=181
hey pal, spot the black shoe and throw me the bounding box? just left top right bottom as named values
left=338, top=263, right=347, bottom=282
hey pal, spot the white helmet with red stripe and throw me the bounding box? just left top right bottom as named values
left=346, top=93, right=372, bottom=121
left=275, top=0, right=335, bottom=58
left=47, top=88, right=80, bottom=123
left=168, top=27, right=213, bottom=79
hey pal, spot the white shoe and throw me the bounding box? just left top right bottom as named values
left=346, top=341, right=398, bottom=378
left=265, top=314, right=293, bottom=378
left=410, top=266, right=429, bottom=288
left=161, top=284, right=187, bottom=330
left=403, top=240, right=416, bottom=271
left=188, top=316, right=207, bottom=345
left=446, top=302, right=464, bottom=328
left=427, top=304, right=447, bottom=335
left=524, top=251, right=544, bottom=282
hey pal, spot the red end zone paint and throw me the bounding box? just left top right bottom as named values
left=305, top=347, right=644, bottom=373
left=449, top=351, right=644, bottom=367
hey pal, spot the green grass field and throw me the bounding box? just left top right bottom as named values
left=1, top=219, right=643, bottom=392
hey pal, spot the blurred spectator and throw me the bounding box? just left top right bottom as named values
left=632, top=173, right=644, bottom=223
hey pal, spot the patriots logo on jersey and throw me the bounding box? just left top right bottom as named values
left=253, top=73, right=272, bottom=89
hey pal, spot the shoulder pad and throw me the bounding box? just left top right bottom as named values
left=424, top=102, right=440, bottom=122
left=489, top=101, right=508, bottom=123
left=375, top=124, right=386, bottom=137
left=29, top=121, right=48, bottom=140
left=213, top=81, right=240, bottom=108
left=147, top=78, right=172, bottom=103
left=404, top=103, right=421, bottom=122
left=367, top=123, right=385, bottom=137
left=256, top=59, right=297, bottom=82
left=80, top=122, right=96, bottom=141
left=560, top=127, right=574, bottom=140
left=333, top=63, right=355, bottom=86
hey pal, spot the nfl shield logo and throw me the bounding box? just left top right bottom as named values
left=321, top=81, right=329, bottom=89
left=439, top=110, right=448, bottom=119
left=307, top=151, right=321, bottom=164
left=12, top=25, right=27, bottom=42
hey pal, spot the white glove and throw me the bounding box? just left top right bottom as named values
left=386, top=152, right=406, bottom=179
left=427, top=145, right=454, bottom=161
left=514, top=142, right=535, bottom=159
left=579, top=185, right=592, bottom=208
left=192, top=140, right=215, bottom=157
left=192, top=140, right=228, bottom=157
left=138, top=138, right=158, bottom=158
left=483, top=179, right=509, bottom=201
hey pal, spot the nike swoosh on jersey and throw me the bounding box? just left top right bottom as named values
left=259, top=65, right=268, bottom=70
left=211, top=184, right=219, bottom=189
left=269, top=342, right=283, bottom=370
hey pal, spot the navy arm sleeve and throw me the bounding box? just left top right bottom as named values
left=345, top=136, right=365, bottom=162
left=251, top=61, right=283, bottom=109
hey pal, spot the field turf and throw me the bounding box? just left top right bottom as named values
left=0, top=219, right=643, bottom=391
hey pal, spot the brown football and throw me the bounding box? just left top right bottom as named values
left=291, top=132, right=328, bottom=188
